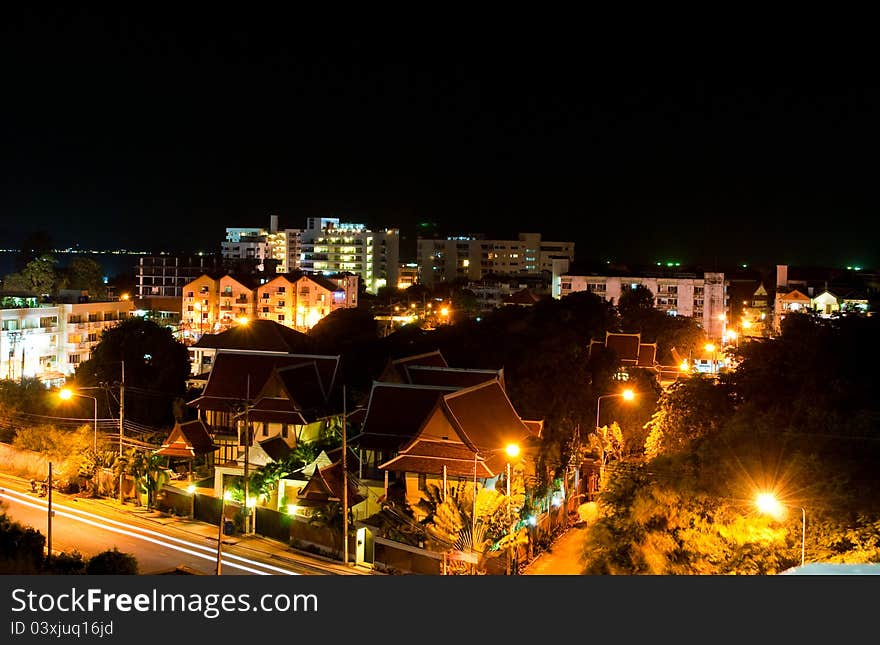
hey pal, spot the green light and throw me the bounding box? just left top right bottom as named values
left=854, top=266, right=862, bottom=271
left=741, top=264, right=748, bottom=268
left=846, top=266, right=852, bottom=270
left=666, top=262, right=673, bottom=267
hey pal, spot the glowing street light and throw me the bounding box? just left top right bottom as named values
left=59, top=388, right=98, bottom=451
left=596, top=389, right=636, bottom=431
left=756, top=492, right=806, bottom=567
left=471, top=442, right=522, bottom=575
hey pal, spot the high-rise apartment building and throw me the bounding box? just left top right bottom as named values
left=221, top=215, right=302, bottom=274
left=300, top=217, right=399, bottom=293
left=416, top=233, right=575, bottom=286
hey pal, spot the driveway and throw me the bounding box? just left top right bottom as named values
left=522, top=522, right=589, bottom=575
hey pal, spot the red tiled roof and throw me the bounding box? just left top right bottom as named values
left=604, top=332, right=641, bottom=364
left=156, top=419, right=216, bottom=457
left=242, top=398, right=310, bottom=424
left=404, top=365, right=504, bottom=390
left=190, top=351, right=340, bottom=410
left=192, top=320, right=315, bottom=352
left=637, top=343, right=657, bottom=367
left=297, top=462, right=365, bottom=506
left=258, top=436, right=293, bottom=462
left=379, top=350, right=448, bottom=383
left=441, top=380, right=535, bottom=453
left=502, top=288, right=541, bottom=306
left=354, top=383, right=457, bottom=450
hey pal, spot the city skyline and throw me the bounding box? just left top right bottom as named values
left=2, top=11, right=877, bottom=269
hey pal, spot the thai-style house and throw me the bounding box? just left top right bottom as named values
left=377, top=380, right=542, bottom=505
left=186, top=349, right=343, bottom=494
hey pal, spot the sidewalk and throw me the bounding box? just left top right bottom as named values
left=521, top=520, right=590, bottom=575
left=0, top=471, right=376, bottom=575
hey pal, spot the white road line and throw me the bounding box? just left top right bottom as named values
left=0, top=488, right=297, bottom=576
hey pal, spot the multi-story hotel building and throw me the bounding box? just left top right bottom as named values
left=416, top=232, right=575, bottom=286
left=300, top=217, right=399, bottom=294
left=0, top=299, right=135, bottom=385
left=552, top=260, right=729, bottom=340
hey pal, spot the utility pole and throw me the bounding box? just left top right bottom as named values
left=47, top=462, right=53, bottom=559
left=342, top=384, right=349, bottom=566
left=243, top=376, right=250, bottom=535
left=216, top=488, right=226, bottom=575
left=118, top=360, right=125, bottom=504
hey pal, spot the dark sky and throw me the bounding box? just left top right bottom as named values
left=1, top=10, right=877, bottom=269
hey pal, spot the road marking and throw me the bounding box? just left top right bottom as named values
left=0, top=488, right=298, bottom=576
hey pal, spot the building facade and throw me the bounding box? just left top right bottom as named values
left=221, top=215, right=303, bottom=274
left=136, top=253, right=224, bottom=298
left=0, top=300, right=135, bottom=384
left=416, top=233, right=575, bottom=286
left=300, top=217, right=399, bottom=294
left=553, top=262, right=729, bottom=340
left=255, top=273, right=359, bottom=331
left=181, top=274, right=257, bottom=338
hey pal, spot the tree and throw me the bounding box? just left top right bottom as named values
left=616, top=284, right=656, bottom=330
left=0, top=512, right=45, bottom=573
left=75, top=317, right=192, bottom=427
left=643, top=375, right=734, bottom=459
left=587, top=422, right=625, bottom=489
left=85, top=548, right=139, bottom=574
left=64, top=257, right=107, bottom=299
left=128, top=451, right=169, bottom=509
left=2, top=255, right=58, bottom=296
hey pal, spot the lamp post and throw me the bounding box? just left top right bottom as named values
left=216, top=488, right=231, bottom=575
left=471, top=443, right=520, bottom=575
left=756, top=492, right=806, bottom=567
left=59, top=388, right=98, bottom=451
left=595, top=389, right=636, bottom=431
left=705, top=343, right=717, bottom=374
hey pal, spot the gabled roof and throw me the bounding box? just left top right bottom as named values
left=258, top=436, right=293, bottom=462
left=379, top=380, right=541, bottom=479
left=441, top=380, right=536, bottom=453
left=378, top=350, right=449, bottom=383
left=296, top=462, right=365, bottom=507
left=192, top=319, right=315, bottom=352
left=240, top=397, right=310, bottom=425
left=300, top=273, right=345, bottom=293
left=778, top=289, right=811, bottom=302
left=353, top=382, right=458, bottom=450
left=188, top=351, right=341, bottom=411
left=502, top=288, right=541, bottom=306
left=404, top=365, right=505, bottom=390
left=155, top=419, right=216, bottom=457
left=605, top=332, right=641, bottom=364
left=637, top=343, right=657, bottom=367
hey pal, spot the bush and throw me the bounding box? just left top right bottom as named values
left=85, top=548, right=139, bottom=575
left=45, top=551, right=87, bottom=575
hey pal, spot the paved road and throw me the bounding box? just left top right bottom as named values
left=522, top=522, right=590, bottom=575
left=0, top=465, right=383, bottom=576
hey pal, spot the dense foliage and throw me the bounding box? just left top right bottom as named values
left=582, top=313, right=880, bottom=573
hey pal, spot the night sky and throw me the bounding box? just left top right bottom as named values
left=1, top=10, right=877, bottom=269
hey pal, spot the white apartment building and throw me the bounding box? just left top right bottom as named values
left=417, top=233, right=575, bottom=286
left=300, top=217, right=399, bottom=294
left=552, top=260, right=728, bottom=340
left=0, top=300, right=135, bottom=384
left=221, top=215, right=303, bottom=274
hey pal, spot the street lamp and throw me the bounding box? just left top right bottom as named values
left=756, top=492, right=806, bottom=567
left=471, top=443, right=521, bottom=575
left=59, top=388, right=98, bottom=451
left=595, top=388, right=636, bottom=431
left=705, top=343, right=717, bottom=374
